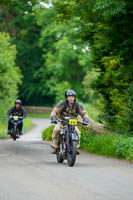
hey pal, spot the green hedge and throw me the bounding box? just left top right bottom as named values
left=42, top=125, right=54, bottom=141
left=42, top=125, right=133, bottom=161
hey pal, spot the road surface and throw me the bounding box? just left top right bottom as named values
left=0, top=118, right=133, bottom=200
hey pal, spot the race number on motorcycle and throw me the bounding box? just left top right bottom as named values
left=13, top=116, right=19, bottom=120
left=69, top=119, right=78, bottom=125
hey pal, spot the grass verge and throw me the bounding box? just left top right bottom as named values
left=42, top=125, right=133, bottom=161
left=28, top=113, right=50, bottom=119
left=23, top=118, right=34, bottom=132
left=0, top=118, right=33, bottom=138
left=0, top=122, right=7, bottom=138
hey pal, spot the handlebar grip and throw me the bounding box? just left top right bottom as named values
left=51, top=121, right=57, bottom=124
left=83, top=123, right=88, bottom=126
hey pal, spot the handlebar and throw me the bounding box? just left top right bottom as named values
left=51, top=119, right=88, bottom=126
left=8, top=116, right=23, bottom=120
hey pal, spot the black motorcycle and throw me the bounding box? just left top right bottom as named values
left=9, top=116, right=23, bottom=141
left=53, top=117, right=86, bottom=167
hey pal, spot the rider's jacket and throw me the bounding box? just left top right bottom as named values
left=7, top=106, right=27, bottom=118
left=50, top=100, right=88, bottom=119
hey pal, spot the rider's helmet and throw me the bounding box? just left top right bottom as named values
left=65, top=90, right=76, bottom=101
left=15, top=99, right=22, bottom=105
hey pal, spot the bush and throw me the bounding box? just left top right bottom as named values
left=42, top=125, right=133, bottom=161
left=42, top=125, right=54, bottom=141
left=80, top=128, right=133, bottom=160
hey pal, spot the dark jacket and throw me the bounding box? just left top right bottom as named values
left=7, top=106, right=27, bottom=118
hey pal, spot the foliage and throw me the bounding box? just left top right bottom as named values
left=28, top=113, right=50, bottom=119
left=42, top=124, right=133, bottom=161
left=0, top=0, right=50, bottom=106
left=0, top=122, right=7, bottom=138
left=80, top=128, right=133, bottom=161
left=42, top=125, right=54, bottom=141
left=84, top=103, right=100, bottom=122
left=55, top=81, right=71, bottom=103
left=23, top=118, right=34, bottom=132
left=52, top=0, right=133, bottom=133
left=35, top=5, right=92, bottom=101
left=1, top=0, right=133, bottom=134
left=0, top=32, right=21, bottom=122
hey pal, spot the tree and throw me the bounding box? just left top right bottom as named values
left=52, top=0, right=133, bottom=132
left=0, top=32, right=21, bottom=121
left=0, top=0, right=49, bottom=106
left=35, top=5, right=91, bottom=101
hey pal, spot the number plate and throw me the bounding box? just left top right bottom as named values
left=13, top=116, right=19, bottom=120
left=69, top=119, right=77, bottom=125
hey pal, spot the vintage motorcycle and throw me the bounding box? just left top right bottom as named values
left=52, top=117, right=87, bottom=167
left=9, top=116, right=23, bottom=141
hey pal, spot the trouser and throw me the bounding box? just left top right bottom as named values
left=8, top=119, right=23, bottom=132
left=51, top=123, right=81, bottom=149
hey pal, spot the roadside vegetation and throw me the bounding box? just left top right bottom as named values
left=84, top=103, right=100, bottom=122
left=28, top=113, right=50, bottom=119
left=23, top=118, right=34, bottom=132
left=0, top=118, right=33, bottom=138
left=42, top=125, right=133, bottom=161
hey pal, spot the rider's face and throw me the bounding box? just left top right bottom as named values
left=67, top=96, right=75, bottom=104
left=16, top=103, right=20, bottom=109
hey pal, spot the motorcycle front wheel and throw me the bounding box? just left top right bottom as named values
left=67, top=140, right=77, bottom=167
left=12, top=126, right=17, bottom=141
left=56, top=137, right=64, bottom=163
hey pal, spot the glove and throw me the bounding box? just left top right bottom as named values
left=51, top=116, right=57, bottom=124
left=19, top=116, right=23, bottom=120
left=83, top=118, right=89, bottom=125
left=9, top=115, right=13, bottom=119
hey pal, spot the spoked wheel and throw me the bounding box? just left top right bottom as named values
left=67, top=141, right=77, bottom=167
left=12, top=126, right=19, bottom=141
left=56, top=137, right=65, bottom=163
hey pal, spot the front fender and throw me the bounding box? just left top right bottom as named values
left=72, top=133, right=78, bottom=141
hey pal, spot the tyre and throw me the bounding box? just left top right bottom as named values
left=56, top=137, right=64, bottom=163
left=12, top=126, right=17, bottom=141
left=67, top=140, right=77, bottom=167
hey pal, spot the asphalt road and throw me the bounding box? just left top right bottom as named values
left=0, top=118, right=133, bottom=200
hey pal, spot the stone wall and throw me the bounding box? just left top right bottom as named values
left=24, top=106, right=53, bottom=114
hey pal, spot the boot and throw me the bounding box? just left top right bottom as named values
left=77, top=150, right=80, bottom=155
left=8, top=130, right=11, bottom=135
left=19, top=131, right=23, bottom=135
left=51, top=148, right=57, bottom=154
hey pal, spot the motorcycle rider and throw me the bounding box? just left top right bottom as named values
left=7, top=99, right=27, bottom=135
left=50, top=89, right=89, bottom=154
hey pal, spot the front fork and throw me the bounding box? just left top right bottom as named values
left=66, top=126, right=78, bottom=153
